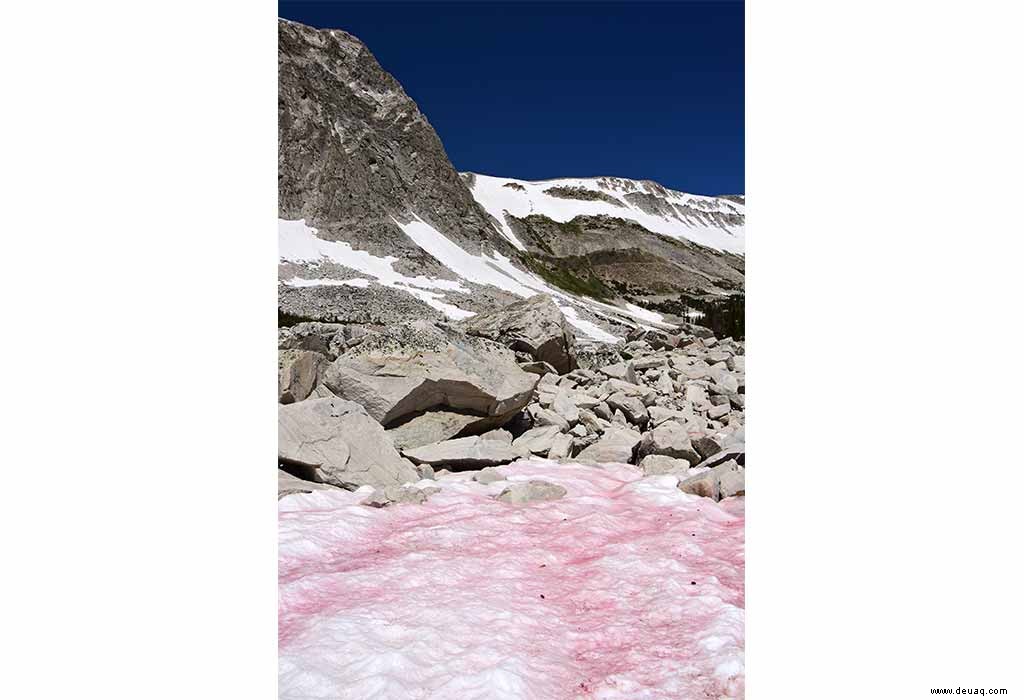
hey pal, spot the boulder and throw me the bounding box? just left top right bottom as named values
left=474, top=466, right=506, bottom=485
left=460, top=294, right=578, bottom=374
left=606, top=392, right=649, bottom=428
left=278, top=397, right=419, bottom=489
left=637, top=455, right=692, bottom=477
left=648, top=406, right=690, bottom=427
left=363, top=484, right=440, bottom=508
left=551, top=389, right=581, bottom=425
left=278, top=349, right=326, bottom=404
left=480, top=428, right=514, bottom=443
left=719, top=465, right=745, bottom=499
left=385, top=410, right=481, bottom=451
left=678, top=460, right=743, bottom=501
left=692, top=435, right=723, bottom=460
left=637, top=421, right=702, bottom=465
left=708, top=403, right=731, bottom=420
left=323, top=323, right=538, bottom=428
left=519, top=360, right=559, bottom=376
left=278, top=322, right=345, bottom=358
left=402, top=435, right=520, bottom=468
left=655, top=372, right=675, bottom=395
left=547, top=433, right=574, bottom=460
left=496, top=480, right=567, bottom=504
left=512, top=425, right=563, bottom=456
left=529, top=405, right=570, bottom=432
left=598, top=362, right=638, bottom=384
left=575, top=426, right=642, bottom=464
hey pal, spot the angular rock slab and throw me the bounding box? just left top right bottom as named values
left=460, top=294, right=578, bottom=374
left=638, top=421, right=702, bottom=466
left=385, top=410, right=482, bottom=451
left=278, top=397, right=419, bottom=490
left=495, top=480, right=567, bottom=504
left=678, top=460, right=744, bottom=501
left=278, top=349, right=326, bottom=404
left=402, top=435, right=520, bottom=469
left=575, top=426, right=642, bottom=464
left=324, top=327, right=538, bottom=428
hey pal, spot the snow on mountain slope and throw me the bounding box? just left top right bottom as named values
left=466, top=173, right=744, bottom=256
left=279, top=460, right=745, bottom=699
left=279, top=217, right=677, bottom=342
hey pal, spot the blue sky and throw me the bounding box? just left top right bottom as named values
left=279, top=1, right=744, bottom=195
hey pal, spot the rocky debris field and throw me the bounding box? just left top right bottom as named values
left=279, top=292, right=745, bottom=505
left=278, top=292, right=746, bottom=697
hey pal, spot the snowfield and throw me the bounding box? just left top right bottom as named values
left=466, top=173, right=745, bottom=256
left=279, top=218, right=672, bottom=342
left=279, top=461, right=745, bottom=699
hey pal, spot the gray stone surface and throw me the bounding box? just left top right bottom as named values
left=278, top=469, right=342, bottom=499
left=402, top=435, right=520, bottom=468
left=474, top=466, right=506, bottom=485
left=677, top=460, right=743, bottom=501
left=638, top=455, right=692, bottom=477
left=547, top=433, right=574, bottom=460
left=575, top=426, right=641, bottom=464
left=278, top=349, right=326, bottom=404
left=512, top=425, right=563, bottom=456
left=606, top=392, right=649, bottom=428
left=637, top=421, right=702, bottom=465
left=323, top=323, right=538, bottom=428
left=385, top=410, right=481, bottom=451
left=460, top=294, right=578, bottom=374
left=278, top=397, right=420, bottom=490
left=495, top=480, right=567, bottom=504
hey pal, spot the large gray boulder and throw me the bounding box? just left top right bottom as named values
left=575, top=426, right=642, bottom=464
left=385, top=410, right=481, bottom=451
left=606, top=392, right=649, bottom=428
left=638, top=455, right=692, bottom=477
left=637, top=421, right=702, bottom=465
left=323, top=323, right=538, bottom=429
left=460, top=294, right=578, bottom=374
left=402, top=435, right=520, bottom=468
left=278, top=397, right=419, bottom=489
left=512, top=425, right=563, bottom=456
left=678, top=460, right=744, bottom=501
left=278, top=349, right=327, bottom=404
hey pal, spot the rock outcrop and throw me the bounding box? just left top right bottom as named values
left=322, top=322, right=538, bottom=429
left=278, top=397, right=419, bottom=489
left=460, top=294, right=578, bottom=374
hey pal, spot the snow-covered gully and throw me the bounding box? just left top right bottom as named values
left=279, top=461, right=745, bottom=699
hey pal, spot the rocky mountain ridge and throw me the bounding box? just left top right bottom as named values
left=279, top=18, right=743, bottom=343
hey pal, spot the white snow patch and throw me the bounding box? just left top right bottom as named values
left=466, top=173, right=744, bottom=255
left=279, top=218, right=478, bottom=320
left=624, top=302, right=666, bottom=324
left=392, top=215, right=623, bottom=342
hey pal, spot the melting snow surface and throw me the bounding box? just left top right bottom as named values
left=466, top=173, right=745, bottom=256
left=279, top=461, right=745, bottom=699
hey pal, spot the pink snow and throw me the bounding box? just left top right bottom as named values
left=279, top=460, right=745, bottom=699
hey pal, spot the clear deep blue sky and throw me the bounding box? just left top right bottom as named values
left=279, top=1, right=744, bottom=195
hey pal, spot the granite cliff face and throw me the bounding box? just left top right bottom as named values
left=279, top=19, right=515, bottom=263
